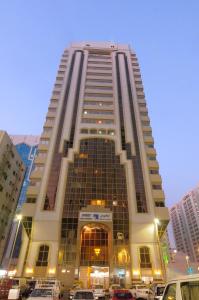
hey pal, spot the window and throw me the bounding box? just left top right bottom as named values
left=86, top=85, right=112, bottom=91
left=84, top=100, right=113, bottom=106
left=155, top=201, right=165, bottom=207
left=152, top=185, right=162, bottom=190
left=87, top=66, right=112, bottom=71
left=81, top=128, right=88, bottom=134
left=86, top=79, right=112, bottom=83
left=148, top=156, right=156, bottom=160
left=162, top=283, right=176, bottom=300
left=181, top=280, right=199, bottom=299
left=144, top=132, right=152, bottom=136
left=36, top=245, right=49, bottom=266
left=149, top=169, right=158, bottom=174
left=83, top=110, right=113, bottom=115
left=147, top=144, right=154, bottom=148
left=84, top=93, right=113, bottom=98
left=139, top=247, right=152, bottom=268
left=26, top=197, right=36, bottom=203
left=82, top=118, right=114, bottom=124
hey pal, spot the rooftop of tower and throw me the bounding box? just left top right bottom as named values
left=68, top=41, right=135, bottom=53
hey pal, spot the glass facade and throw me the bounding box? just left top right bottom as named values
left=15, top=143, right=38, bottom=207
left=61, top=138, right=129, bottom=266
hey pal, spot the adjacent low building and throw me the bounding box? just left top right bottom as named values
left=0, top=131, right=25, bottom=265
left=1, top=135, right=40, bottom=269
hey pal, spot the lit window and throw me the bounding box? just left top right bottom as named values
left=36, top=245, right=49, bottom=266
left=139, top=247, right=152, bottom=268
left=91, top=199, right=105, bottom=206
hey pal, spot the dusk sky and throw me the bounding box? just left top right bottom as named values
left=0, top=0, right=198, bottom=208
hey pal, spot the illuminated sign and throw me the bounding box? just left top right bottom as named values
left=79, top=212, right=112, bottom=221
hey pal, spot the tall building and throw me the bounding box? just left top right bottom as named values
left=170, top=184, right=199, bottom=262
left=18, top=42, right=169, bottom=286
left=1, top=135, right=40, bottom=269
left=0, top=131, right=25, bottom=264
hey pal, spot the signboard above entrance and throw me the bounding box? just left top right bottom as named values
left=79, top=212, right=112, bottom=222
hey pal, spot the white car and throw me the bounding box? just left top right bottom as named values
left=35, top=280, right=61, bottom=299
left=28, top=288, right=57, bottom=300
left=148, top=284, right=165, bottom=300
left=161, top=274, right=199, bottom=300
left=92, top=284, right=105, bottom=299
left=73, top=290, right=95, bottom=300
left=129, top=285, right=150, bottom=299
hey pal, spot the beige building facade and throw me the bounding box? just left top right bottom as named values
left=0, top=131, right=25, bottom=264
left=18, top=42, right=169, bottom=286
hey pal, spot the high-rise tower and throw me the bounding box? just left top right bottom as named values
left=170, top=185, right=199, bottom=263
left=18, top=42, right=169, bottom=286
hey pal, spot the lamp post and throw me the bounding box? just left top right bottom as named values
left=7, top=214, right=22, bottom=273
left=185, top=255, right=190, bottom=273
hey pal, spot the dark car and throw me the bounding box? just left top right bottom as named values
left=112, top=290, right=135, bottom=300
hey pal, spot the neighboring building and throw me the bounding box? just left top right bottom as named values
left=0, top=131, right=25, bottom=264
left=18, top=42, right=169, bottom=286
left=170, top=185, right=199, bottom=262
left=10, top=135, right=40, bottom=208
left=166, top=249, right=198, bottom=279
left=1, top=136, right=40, bottom=269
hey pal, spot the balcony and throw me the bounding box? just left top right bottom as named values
left=26, top=186, right=39, bottom=196
left=46, top=111, right=56, bottom=118
left=49, top=102, right=58, bottom=109
left=146, top=148, right=156, bottom=155
left=152, top=189, right=165, bottom=200
left=38, top=144, right=48, bottom=151
left=34, top=156, right=46, bottom=165
left=144, top=136, right=154, bottom=144
left=85, top=82, right=112, bottom=88
left=141, top=116, right=150, bottom=122
left=154, top=207, right=169, bottom=223
left=30, top=170, right=43, bottom=180
left=85, top=88, right=113, bottom=95
left=148, top=160, right=159, bottom=169
left=150, top=174, right=162, bottom=184
left=44, top=120, right=54, bottom=128
left=21, top=203, right=36, bottom=217
left=86, top=75, right=112, bottom=81
left=41, top=132, right=51, bottom=139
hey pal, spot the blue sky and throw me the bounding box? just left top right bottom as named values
left=0, top=0, right=198, bottom=208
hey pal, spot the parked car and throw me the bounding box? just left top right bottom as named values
left=69, top=285, right=82, bottom=299
left=92, top=284, right=105, bottom=299
left=73, top=290, right=95, bottom=300
left=129, top=285, right=150, bottom=299
left=27, top=288, right=57, bottom=300
left=161, top=274, right=199, bottom=300
left=148, top=284, right=165, bottom=300
left=109, top=285, right=121, bottom=297
left=111, top=290, right=135, bottom=300
left=35, top=280, right=61, bottom=298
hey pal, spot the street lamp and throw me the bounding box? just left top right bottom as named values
left=7, top=214, right=22, bottom=273
left=185, top=256, right=190, bottom=268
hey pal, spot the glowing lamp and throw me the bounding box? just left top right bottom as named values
left=94, top=248, right=101, bottom=256
left=26, top=268, right=33, bottom=274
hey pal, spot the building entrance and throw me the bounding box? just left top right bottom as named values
left=79, top=224, right=109, bottom=287
left=90, top=266, right=109, bottom=288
